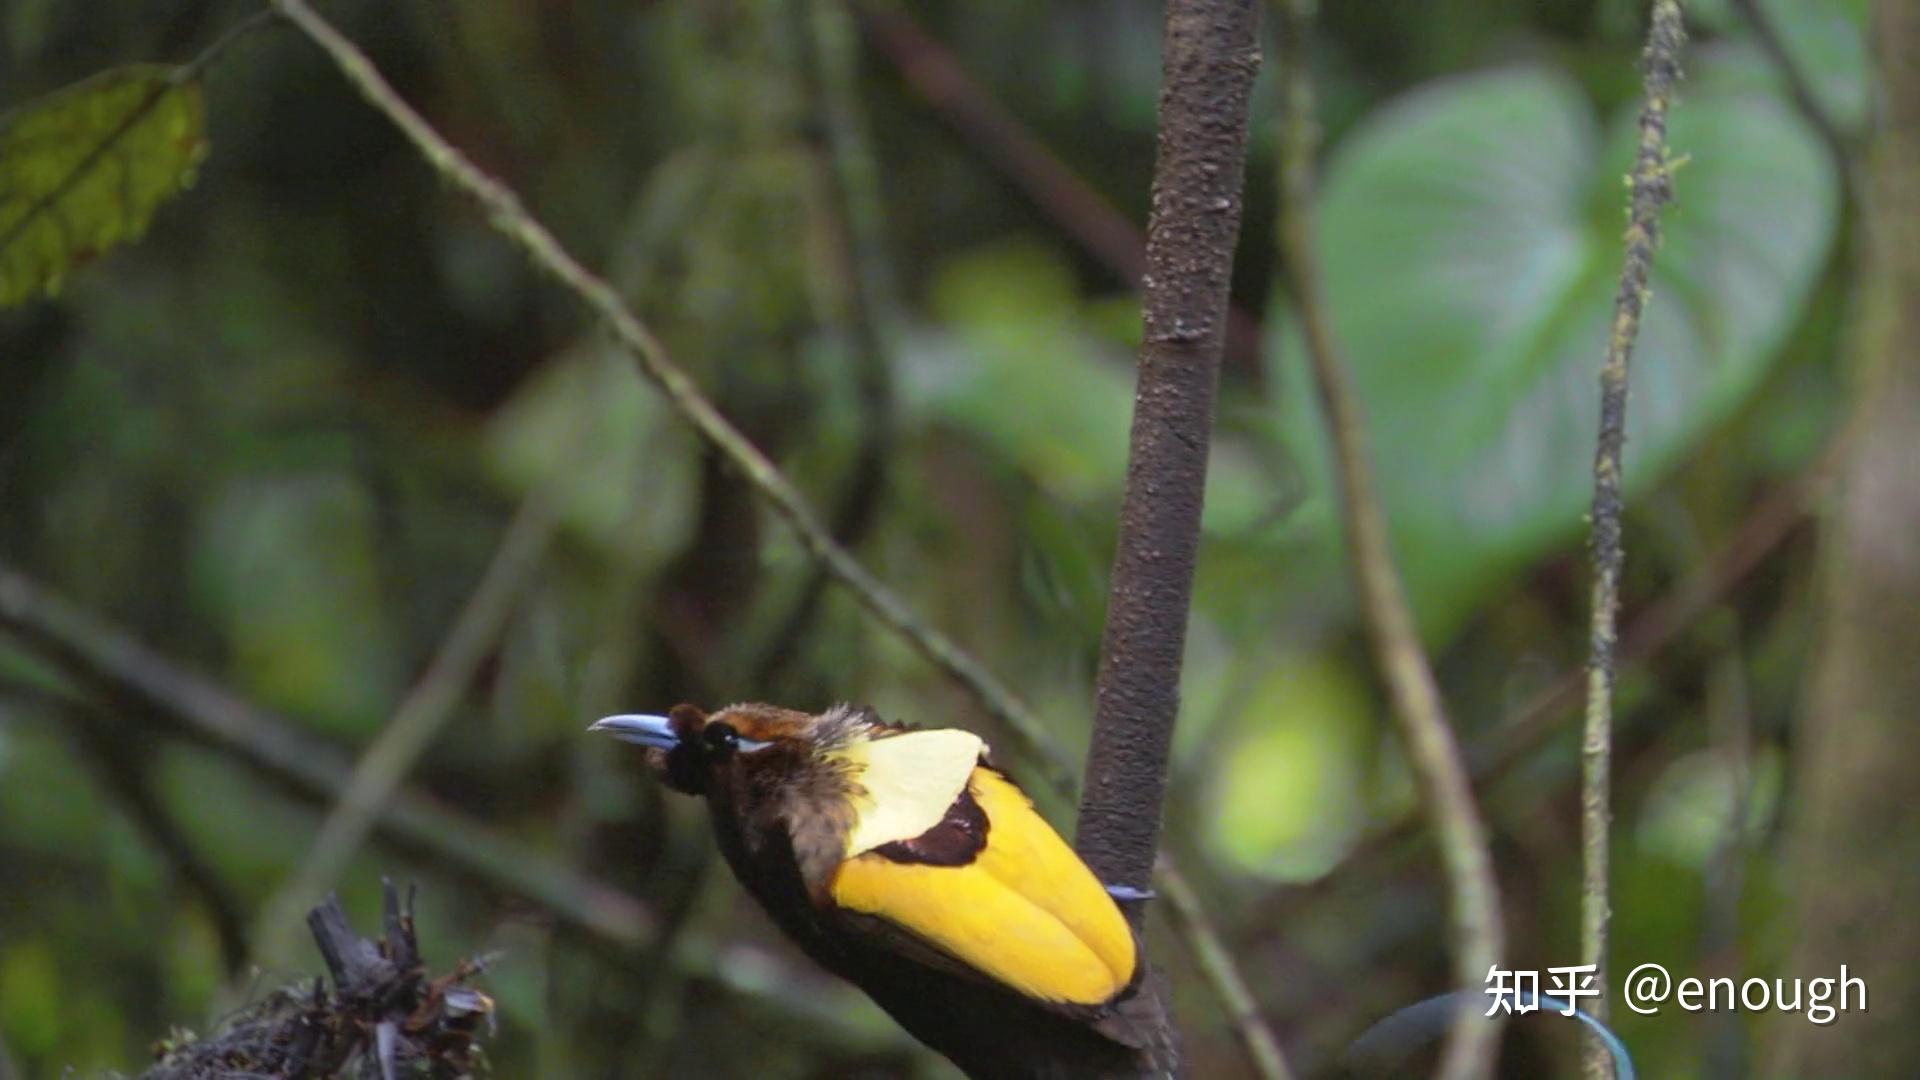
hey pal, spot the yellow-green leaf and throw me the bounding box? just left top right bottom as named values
left=0, top=64, right=208, bottom=307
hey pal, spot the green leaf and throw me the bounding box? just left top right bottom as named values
left=1272, top=68, right=1839, bottom=638
left=0, top=63, right=208, bottom=307
left=1688, top=0, right=1870, bottom=134
left=911, top=240, right=1285, bottom=535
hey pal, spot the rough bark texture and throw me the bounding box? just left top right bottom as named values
left=1767, top=3, right=1920, bottom=1074
left=1077, top=0, right=1260, bottom=904
left=1072, top=1, right=1261, bottom=1075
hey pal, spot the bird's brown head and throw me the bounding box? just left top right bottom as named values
left=587, top=702, right=827, bottom=795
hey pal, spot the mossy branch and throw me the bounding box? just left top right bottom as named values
left=1272, top=2, right=1505, bottom=1076
left=1581, top=5, right=1685, bottom=1075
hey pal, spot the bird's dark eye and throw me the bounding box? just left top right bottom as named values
left=703, top=722, right=741, bottom=758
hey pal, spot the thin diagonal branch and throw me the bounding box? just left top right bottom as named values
left=61, top=699, right=251, bottom=975
left=1159, top=860, right=1295, bottom=1080
left=1582, top=6, right=1684, bottom=1074
left=266, top=6, right=1280, bottom=1071
left=850, top=0, right=1267, bottom=378
left=252, top=482, right=565, bottom=966
left=1272, top=3, right=1504, bottom=1077
left=1246, top=435, right=1836, bottom=951
left=3, top=674, right=253, bottom=970
left=1729, top=0, right=1856, bottom=192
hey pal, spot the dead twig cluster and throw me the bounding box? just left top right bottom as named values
left=141, top=883, right=494, bottom=1080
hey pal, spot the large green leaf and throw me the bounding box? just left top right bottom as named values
left=1689, top=0, right=1870, bottom=134
left=1272, top=67, right=1838, bottom=638
left=0, top=64, right=207, bottom=306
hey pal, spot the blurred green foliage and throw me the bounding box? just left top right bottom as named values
left=1274, top=57, right=1837, bottom=638
left=0, top=0, right=1867, bottom=1077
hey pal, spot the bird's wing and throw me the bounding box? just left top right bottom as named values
left=828, top=765, right=1137, bottom=1007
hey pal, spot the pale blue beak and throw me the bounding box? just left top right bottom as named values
left=588, top=713, right=678, bottom=750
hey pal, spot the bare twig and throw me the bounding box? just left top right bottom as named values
left=850, top=0, right=1266, bottom=377
left=253, top=483, right=565, bottom=966
left=1272, top=3, right=1504, bottom=1076
left=1582, top=6, right=1684, bottom=1073
left=1159, top=859, right=1295, bottom=1080
left=1470, top=463, right=1807, bottom=792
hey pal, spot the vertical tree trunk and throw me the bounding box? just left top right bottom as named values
left=1073, top=0, right=1262, bottom=1076
left=1077, top=0, right=1260, bottom=902
left=1767, top=4, right=1920, bottom=1073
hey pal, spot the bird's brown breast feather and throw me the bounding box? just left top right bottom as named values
left=873, top=786, right=988, bottom=867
